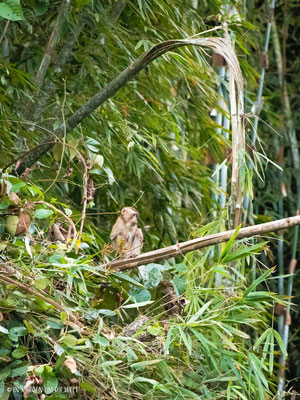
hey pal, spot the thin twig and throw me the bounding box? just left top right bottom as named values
left=35, top=200, right=77, bottom=240
left=0, top=20, right=10, bottom=45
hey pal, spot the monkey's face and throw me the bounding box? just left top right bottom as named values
left=121, top=207, right=138, bottom=224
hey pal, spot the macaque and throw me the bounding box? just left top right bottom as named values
left=110, top=207, right=143, bottom=258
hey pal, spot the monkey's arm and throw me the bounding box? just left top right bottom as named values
left=126, top=228, right=144, bottom=258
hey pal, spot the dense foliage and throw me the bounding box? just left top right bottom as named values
left=0, top=0, right=299, bottom=399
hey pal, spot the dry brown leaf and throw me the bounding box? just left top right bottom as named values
left=64, top=355, right=77, bottom=373
left=16, top=213, right=31, bottom=235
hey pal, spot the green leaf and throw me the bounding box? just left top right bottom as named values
left=11, top=182, right=26, bottom=193
left=86, top=137, right=100, bottom=152
left=80, top=381, right=96, bottom=394
left=0, top=197, right=9, bottom=210
left=147, top=325, right=161, bottom=336
left=98, top=309, right=116, bottom=317
left=253, top=328, right=271, bottom=351
left=244, top=267, right=275, bottom=296
left=12, top=346, right=27, bottom=359
left=34, top=277, right=48, bottom=290
left=0, top=325, right=9, bottom=334
left=93, top=336, right=109, bottom=346
left=0, top=0, right=23, bottom=21
left=110, top=271, right=144, bottom=288
left=187, top=300, right=212, bottom=324
left=222, top=242, right=266, bottom=263
left=8, top=326, right=27, bottom=341
left=60, top=312, right=67, bottom=323
left=60, top=334, right=78, bottom=347
left=35, top=2, right=48, bottom=16
left=23, top=320, right=35, bottom=334
left=139, top=264, right=163, bottom=289
left=0, top=366, right=11, bottom=380
left=46, top=320, right=64, bottom=330
left=42, top=365, right=58, bottom=394
left=220, top=225, right=241, bottom=262
left=122, top=300, right=153, bottom=308
left=0, top=381, right=4, bottom=398
left=272, top=328, right=288, bottom=357
left=34, top=208, right=54, bottom=219
left=93, top=154, right=104, bottom=168
left=131, top=359, right=161, bottom=368
left=103, top=167, right=115, bottom=185
left=10, top=362, right=28, bottom=377
left=53, top=143, right=63, bottom=161
left=0, top=217, right=5, bottom=235
left=5, top=215, right=18, bottom=236
left=34, top=365, right=45, bottom=376
left=129, top=288, right=151, bottom=303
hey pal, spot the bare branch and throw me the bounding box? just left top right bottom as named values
left=23, top=0, right=71, bottom=118
left=0, top=273, right=88, bottom=333
left=35, top=0, right=71, bottom=88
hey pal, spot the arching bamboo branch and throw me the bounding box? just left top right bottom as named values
left=15, top=28, right=243, bottom=177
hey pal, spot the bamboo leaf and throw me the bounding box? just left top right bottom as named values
left=244, top=267, right=275, bottom=297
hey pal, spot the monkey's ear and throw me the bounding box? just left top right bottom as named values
left=121, top=208, right=126, bottom=214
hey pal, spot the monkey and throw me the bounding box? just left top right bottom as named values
left=110, top=207, right=144, bottom=259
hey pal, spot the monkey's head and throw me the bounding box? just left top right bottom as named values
left=121, top=207, right=139, bottom=224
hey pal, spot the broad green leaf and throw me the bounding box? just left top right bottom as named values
left=129, top=288, right=151, bottom=303
left=80, top=381, right=96, bottom=394
left=98, top=309, right=116, bottom=317
left=0, top=0, right=23, bottom=21
left=0, top=366, right=11, bottom=380
left=42, top=365, right=58, bottom=394
left=60, top=334, right=78, bottom=347
left=0, top=197, right=9, bottom=210
left=34, top=209, right=54, bottom=219
left=93, top=336, right=109, bottom=346
left=12, top=346, right=27, bottom=359
left=10, top=362, right=28, bottom=377
left=8, top=326, right=27, bottom=341
left=11, top=182, right=26, bottom=193
left=34, top=277, right=48, bottom=290
left=94, top=154, right=104, bottom=168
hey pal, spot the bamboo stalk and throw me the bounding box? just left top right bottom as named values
left=251, top=0, right=275, bottom=144
left=104, top=215, right=300, bottom=271
left=243, top=0, right=276, bottom=220
left=272, top=18, right=300, bottom=396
